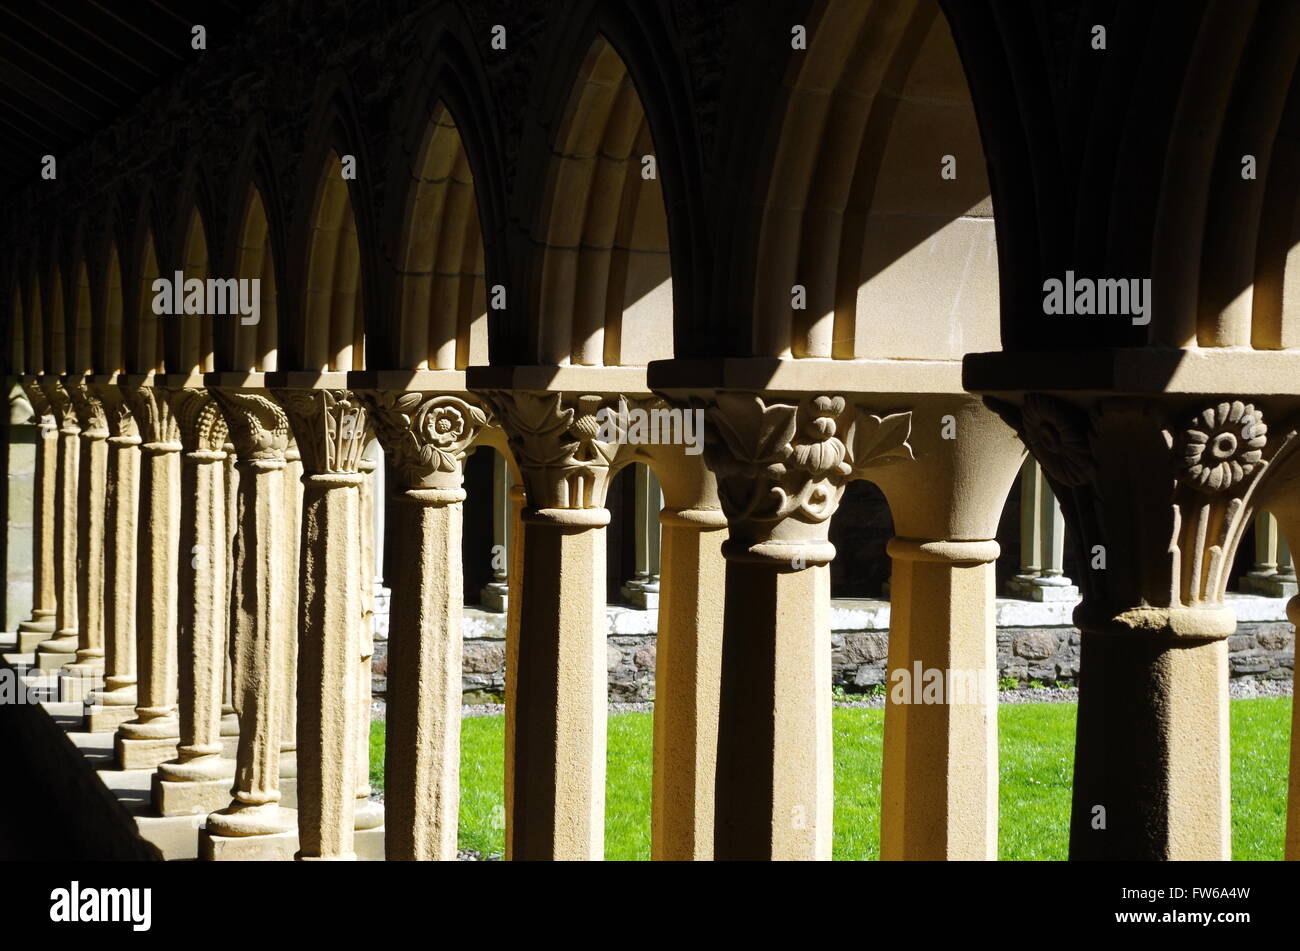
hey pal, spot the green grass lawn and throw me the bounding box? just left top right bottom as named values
left=369, top=696, right=1292, bottom=860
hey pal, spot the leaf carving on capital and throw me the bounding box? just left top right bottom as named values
left=40, top=380, right=80, bottom=434
left=66, top=381, right=109, bottom=437
left=211, top=390, right=290, bottom=461
left=95, top=386, right=139, bottom=440
left=362, top=391, right=490, bottom=489
left=125, top=385, right=181, bottom=447
left=481, top=391, right=633, bottom=509
left=168, top=389, right=229, bottom=453
left=271, top=388, right=369, bottom=474
left=703, top=393, right=899, bottom=528
left=20, top=379, right=49, bottom=419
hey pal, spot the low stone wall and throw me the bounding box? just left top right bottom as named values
left=369, top=597, right=1297, bottom=703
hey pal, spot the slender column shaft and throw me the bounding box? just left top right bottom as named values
left=281, top=444, right=302, bottom=769
left=36, top=381, right=80, bottom=667
left=66, top=392, right=108, bottom=682
left=511, top=508, right=609, bottom=860
left=354, top=454, right=384, bottom=832
left=650, top=508, right=726, bottom=860
left=1017, top=460, right=1043, bottom=577
left=221, top=446, right=240, bottom=739
left=296, top=471, right=363, bottom=858
left=17, top=379, right=57, bottom=646
left=384, top=488, right=465, bottom=859
left=714, top=559, right=832, bottom=860
left=880, top=539, right=999, bottom=860
left=154, top=401, right=236, bottom=812
left=502, top=483, right=524, bottom=858
left=116, top=384, right=182, bottom=769
left=87, top=408, right=141, bottom=731
left=207, top=449, right=294, bottom=843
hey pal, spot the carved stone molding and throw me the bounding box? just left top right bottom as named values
left=211, top=389, right=291, bottom=463
left=20, top=377, right=54, bottom=432
left=94, top=385, right=140, bottom=443
left=124, top=383, right=181, bottom=450
left=67, top=380, right=109, bottom=439
left=477, top=391, right=645, bottom=511
left=169, top=388, right=229, bottom=455
left=700, top=391, right=913, bottom=564
left=271, top=388, right=369, bottom=475
left=989, top=392, right=1300, bottom=633
left=360, top=390, right=490, bottom=491
left=41, top=379, right=80, bottom=435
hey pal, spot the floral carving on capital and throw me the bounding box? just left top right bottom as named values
left=362, top=391, right=490, bottom=490
left=271, top=388, right=369, bottom=475
left=212, top=390, right=291, bottom=462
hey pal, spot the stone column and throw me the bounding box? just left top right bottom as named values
left=152, top=389, right=235, bottom=815
left=280, top=441, right=302, bottom=778
left=362, top=391, right=489, bottom=860
left=649, top=477, right=726, bottom=861
left=273, top=387, right=369, bottom=860
left=221, top=443, right=241, bottom=741
left=480, top=391, right=636, bottom=860
left=868, top=398, right=1024, bottom=860
left=17, top=378, right=57, bottom=650
left=34, top=378, right=80, bottom=670
left=479, top=451, right=511, bottom=611
left=353, top=449, right=384, bottom=834
left=4, top=385, right=36, bottom=633
left=204, top=390, right=296, bottom=859
left=1008, top=458, right=1077, bottom=601
left=620, top=465, right=662, bottom=609
left=1241, top=511, right=1298, bottom=598
left=86, top=385, right=141, bottom=732
left=61, top=380, right=109, bottom=696
left=501, top=480, right=524, bottom=858
left=116, top=382, right=183, bottom=769
left=997, top=394, right=1274, bottom=860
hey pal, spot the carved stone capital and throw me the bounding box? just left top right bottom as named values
left=699, top=391, right=914, bottom=565
left=168, top=388, right=228, bottom=456
left=20, top=377, right=53, bottom=433
left=477, top=390, right=643, bottom=512
left=211, top=389, right=291, bottom=464
left=94, top=384, right=140, bottom=444
left=67, top=379, right=109, bottom=439
left=124, top=383, right=182, bottom=451
left=990, top=393, right=1299, bottom=636
left=271, top=388, right=369, bottom=475
left=40, top=378, right=80, bottom=435
left=360, top=390, right=490, bottom=491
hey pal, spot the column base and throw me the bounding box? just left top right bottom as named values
left=356, top=824, right=385, bottom=860
left=57, top=665, right=104, bottom=702
left=116, top=731, right=181, bottom=770
left=620, top=579, right=660, bottom=610
left=479, top=582, right=509, bottom=613
left=85, top=700, right=139, bottom=733
left=34, top=642, right=77, bottom=671
left=207, top=801, right=296, bottom=837
left=1007, top=574, right=1079, bottom=602
left=203, top=827, right=298, bottom=861
left=152, top=769, right=236, bottom=817
left=16, top=625, right=54, bottom=653
left=354, top=798, right=384, bottom=831
left=220, top=711, right=240, bottom=737
left=1240, top=572, right=1298, bottom=599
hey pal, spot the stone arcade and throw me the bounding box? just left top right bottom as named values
left=2, top=0, right=1300, bottom=863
